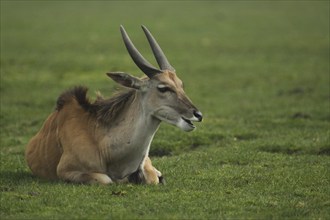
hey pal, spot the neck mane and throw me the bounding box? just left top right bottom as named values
left=56, top=86, right=137, bottom=125
left=94, top=89, right=137, bottom=125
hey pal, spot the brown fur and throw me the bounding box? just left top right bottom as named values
left=26, top=26, right=202, bottom=185
left=56, top=86, right=136, bottom=124
left=25, top=86, right=155, bottom=184
left=94, top=89, right=136, bottom=125
left=26, top=72, right=201, bottom=185
left=25, top=112, right=62, bottom=180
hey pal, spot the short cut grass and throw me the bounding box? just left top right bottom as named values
left=1, top=1, right=329, bottom=219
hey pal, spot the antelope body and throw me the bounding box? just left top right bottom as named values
left=25, top=25, right=202, bottom=184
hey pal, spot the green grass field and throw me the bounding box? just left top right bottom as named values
left=1, top=1, right=329, bottom=219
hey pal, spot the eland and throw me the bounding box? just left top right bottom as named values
left=25, top=25, right=203, bottom=185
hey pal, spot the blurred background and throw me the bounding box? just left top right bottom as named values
left=1, top=1, right=329, bottom=155
left=1, top=1, right=329, bottom=219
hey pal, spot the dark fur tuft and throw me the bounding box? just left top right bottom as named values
left=56, top=86, right=92, bottom=112
left=94, top=89, right=135, bottom=124
left=56, top=86, right=136, bottom=125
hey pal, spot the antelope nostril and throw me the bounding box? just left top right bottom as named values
left=193, top=110, right=203, bottom=122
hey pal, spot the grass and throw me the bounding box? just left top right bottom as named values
left=1, top=1, right=329, bottom=219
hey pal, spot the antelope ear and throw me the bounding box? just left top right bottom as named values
left=107, top=72, right=143, bottom=89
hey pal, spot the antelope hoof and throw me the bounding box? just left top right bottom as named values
left=158, top=176, right=166, bottom=185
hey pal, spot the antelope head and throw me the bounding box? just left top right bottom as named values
left=108, top=25, right=203, bottom=132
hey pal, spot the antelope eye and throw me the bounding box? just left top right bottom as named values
left=157, top=85, right=171, bottom=93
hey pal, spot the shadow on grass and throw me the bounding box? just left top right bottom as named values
left=259, top=145, right=330, bottom=156
left=234, top=133, right=258, bottom=141
left=0, top=171, right=34, bottom=185
left=0, top=170, right=62, bottom=188
left=149, top=132, right=226, bottom=157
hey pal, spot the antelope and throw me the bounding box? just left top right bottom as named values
left=25, top=25, right=203, bottom=185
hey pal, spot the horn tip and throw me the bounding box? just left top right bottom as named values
left=141, top=25, right=149, bottom=32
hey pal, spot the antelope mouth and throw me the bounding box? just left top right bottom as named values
left=182, top=117, right=195, bottom=128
